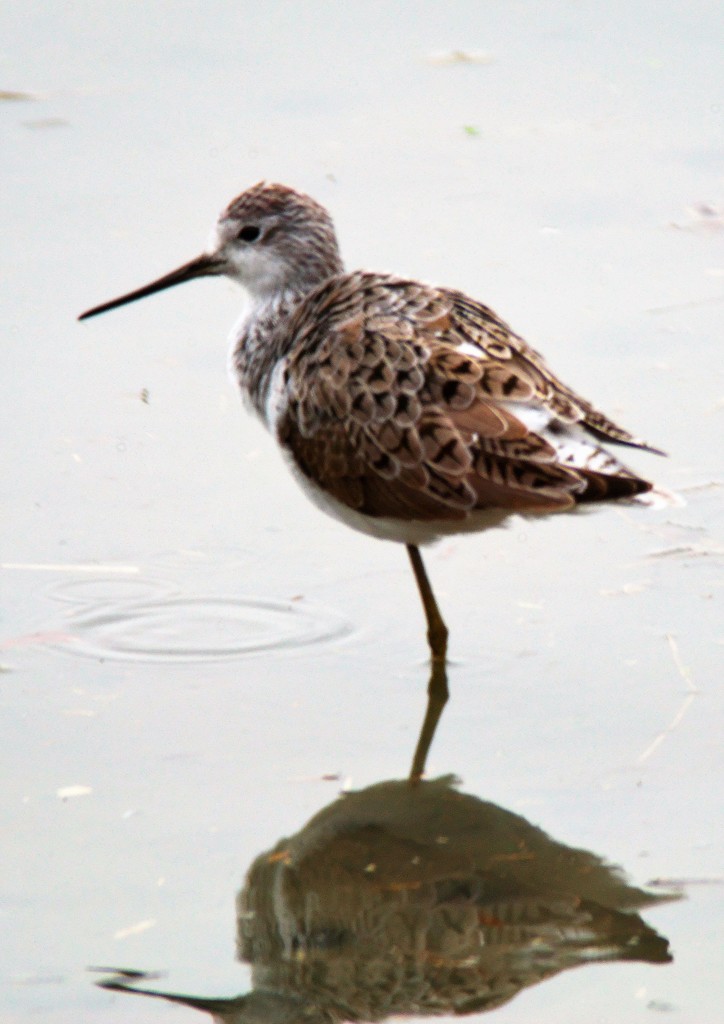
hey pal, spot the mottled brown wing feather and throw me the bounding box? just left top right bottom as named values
left=277, top=274, right=602, bottom=522
left=442, top=288, right=664, bottom=454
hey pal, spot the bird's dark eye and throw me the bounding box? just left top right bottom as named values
left=238, top=225, right=261, bottom=242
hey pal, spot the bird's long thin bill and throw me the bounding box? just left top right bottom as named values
left=77, top=253, right=222, bottom=321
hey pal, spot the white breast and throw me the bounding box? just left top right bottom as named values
left=264, top=357, right=289, bottom=432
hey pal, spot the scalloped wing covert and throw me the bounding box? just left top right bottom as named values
left=275, top=273, right=653, bottom=523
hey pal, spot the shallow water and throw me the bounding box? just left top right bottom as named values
left=2, top=3, right=722, bottom=1022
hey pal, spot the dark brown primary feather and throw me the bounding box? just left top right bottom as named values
left=445, top=290, right=665, bottom=455
left=276, top=272, right=654, bottom=523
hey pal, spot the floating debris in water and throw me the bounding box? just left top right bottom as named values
left=57, top=785, right=93, bottom=800
left=22, top=118, right=69, bottom=130
left=1, top=561, right=140, bottom=573
left=113, top=919, right=157, bottom=940
left=646, top=541, right=724, bottom=559
left=670, top=201, right=724, bottom=232
left=0, top=89, right=38, bottom=101
left=427, top=50, right=495, bottom=66
left=600, top=581, right=650, bottom=596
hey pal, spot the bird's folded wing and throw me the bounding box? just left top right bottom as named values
left=278, top=280, right=602, bottom=521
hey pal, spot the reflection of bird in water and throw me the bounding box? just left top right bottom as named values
left=96, top=777, right=675, bottom=1023
left=79, top=183, right=667, bottom=666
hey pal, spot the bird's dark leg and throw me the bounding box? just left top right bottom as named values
left=409, top=655, right=449, bottom=783
left=406, top=544, right=449, bottom=662
left=406, top=544, right=450, bottom=783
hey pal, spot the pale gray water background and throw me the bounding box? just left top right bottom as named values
left=1, top=2, right=722, bottom=1021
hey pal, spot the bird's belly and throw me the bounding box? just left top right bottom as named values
left=282, top=452, right=511, bottom=545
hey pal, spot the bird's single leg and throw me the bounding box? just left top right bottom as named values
left=406, top=544, right=449, bottom=662
left=409, top=655, right=449, bottom=783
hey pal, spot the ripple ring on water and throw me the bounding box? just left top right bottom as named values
left=55, top=596, right=351, bottom=663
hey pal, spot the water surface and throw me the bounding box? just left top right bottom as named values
left=1, top=3, right=722, bottom=1022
